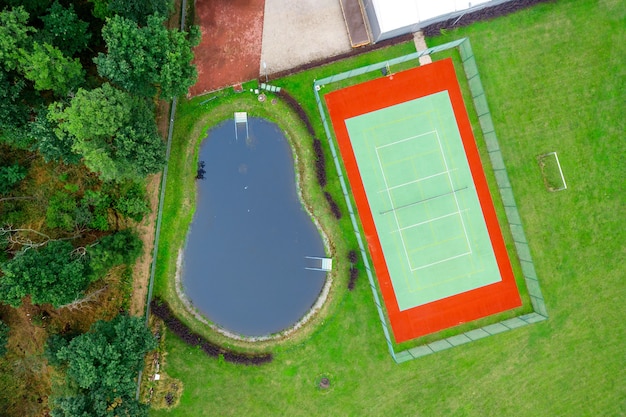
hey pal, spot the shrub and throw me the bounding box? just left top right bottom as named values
left=324, top=192, right=342, bottom=219
left=150, top=299, right=273, bottom=366
left=348, top=266, right=359, bottom=291
left=313, top=138, right=327, bottom=187
left=0, top=163, right=27, bottom=195
left=88, top=230, right=143, bottom=280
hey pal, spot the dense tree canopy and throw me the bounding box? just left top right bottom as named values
left=95, top=14, right=199, bottom=99
left=0, top=163, right=26, bottom=195
left=0, top=0, right=196, bottom=413
left=0, top=231, right=142, bottom=307
left=39, top=1, right=91, bottom=57
left=108, top=0, right=171, bottom=26
left=29, top=106, right=81, bottom=164
left=0, top=240, right=91, bottom=308
left=0, top=7, right=32, bottom=72
left=50, top=315, right=156, bottom=417
left=49, top=83, right=166, bottom=181
left=22, top=42, right=85, bottom=96
left=88, top=229, right=143, bottom=279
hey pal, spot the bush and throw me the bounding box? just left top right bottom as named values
left=46, top=192, right=79, bottom=230
left=348, top=266, right=359, bottom=291
left=324, top=192, right=342, bottom=219
left=113, top=181, right=150, bottom=222
left=0, top=240, right=91, bottom=307
left=88, top=230, right=142, bottom=280
left=313, top=138, right=327, bottom=187
left=44, top=333, right=69, bottom=366
left=348, top=250, right=358, bottom=264
left=150, top=299, right=273, bottom=366
left=276, top=90, right=315, bottom=136
left=0, top=163, right=27, bottom=195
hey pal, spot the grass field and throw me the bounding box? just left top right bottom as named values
left=151, top=0, right=626, bottom=415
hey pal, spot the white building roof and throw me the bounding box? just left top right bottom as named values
left=372, top=0, right=492, bottom=32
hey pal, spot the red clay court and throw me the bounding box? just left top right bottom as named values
left=324, top=59, right=522, bottom=343
left=190, top=0, right=265, bottom=95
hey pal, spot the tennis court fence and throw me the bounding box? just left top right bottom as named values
left=314, top=38, right=547, bottom=363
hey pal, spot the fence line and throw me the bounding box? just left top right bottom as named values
left=314, top=37, right=547, bottom=363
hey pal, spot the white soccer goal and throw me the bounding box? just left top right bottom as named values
left=537, top=151, right=567, bottom=191
left=234, top=112, right=248, bottom=141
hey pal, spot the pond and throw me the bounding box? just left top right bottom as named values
left=181, top=117, right=328, bottom=337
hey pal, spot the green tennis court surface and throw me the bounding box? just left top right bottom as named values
left=345, top=91, right=501, bottom=310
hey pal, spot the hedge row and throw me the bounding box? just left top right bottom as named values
left=324, top=191, right=342, bottom=219
left=150, top=299, right=273, bottom=366
left=348, top=266, right=359, bottom=291
left=348, top=250, right=358, bottom=264
left=313, top=138, right=327, bottom=187
left=276, top=88, right=343, bottom=217
left=275, top=89, right=329, bottom=189
left=276, top=89, right=315, bottom=137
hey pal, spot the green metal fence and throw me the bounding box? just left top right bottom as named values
left=314, top=38, right=548, bottom=363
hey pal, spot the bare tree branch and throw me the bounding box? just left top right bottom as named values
left=0, top=226, right=82, bottom=252
left=57, top=285, right=109, bottom=311
left=0, top=196, right=37, bottom=203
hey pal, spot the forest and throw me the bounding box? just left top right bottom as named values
left=0, top=0, right=198, bottom=415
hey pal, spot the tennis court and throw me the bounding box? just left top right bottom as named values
left=325, top=59, right=521, bottom=342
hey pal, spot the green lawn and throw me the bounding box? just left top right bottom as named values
left=151, top=0, right=626, bottom=415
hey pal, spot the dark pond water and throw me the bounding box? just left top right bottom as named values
left=181, top=118, right=327, bottom=337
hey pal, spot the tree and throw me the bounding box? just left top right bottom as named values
left=0, top=163, right=27, bottom=195
left=0, top=9, right=34, bottom=149
left=51, top=314, right=156, bottom=417
left=0, top=240, right=91, bottom=307
left=22, top=42, right=85, bottom=96
left=112, top=181, right=150, bottom=221
left=108, top=0, right=172, bottom=26
left=48, top=83, right=165, bottom=181
left=0, top=319, right=9, bottom=356
left=0, top=69, right=28, bottom=130
left=95, top=15, right=199, bottom=99
left=28, top=106, right=81, bottom=164
left=46, top=190, right=112, bottom=231
left=46, top=192, right=79, bottom=230
left=87, top=230, right=142, bottom=280
left=0, top=7, right=32, bottom=72
left=1, top=0, right=50, bottom=18
left=39, top=1, right=91, bottom=56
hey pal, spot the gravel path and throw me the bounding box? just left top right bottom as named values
left=259, top=0, right=352, bottom=76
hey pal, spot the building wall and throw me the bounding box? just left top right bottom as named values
left=364, top=0, right=515, bottom=42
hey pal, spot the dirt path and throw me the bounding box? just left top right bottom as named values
left=189, top=0, right=265, bottom=95
left=129, top=172, right=162, bottom=316
left=129, top=99, right=170, bottom=317
left=413, top=31, right=432, bottom=65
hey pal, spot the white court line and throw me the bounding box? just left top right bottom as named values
left=410, top=251, right=472, bottom=272
left=380, top=170, right=452, bottom=193
left=375, top=148, right=413, bottom=272
left=396, top=209, right=468, bottom=232
left=375, top=130, right=436, bottom=150
left=435, top=130, right=473, bottom=254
